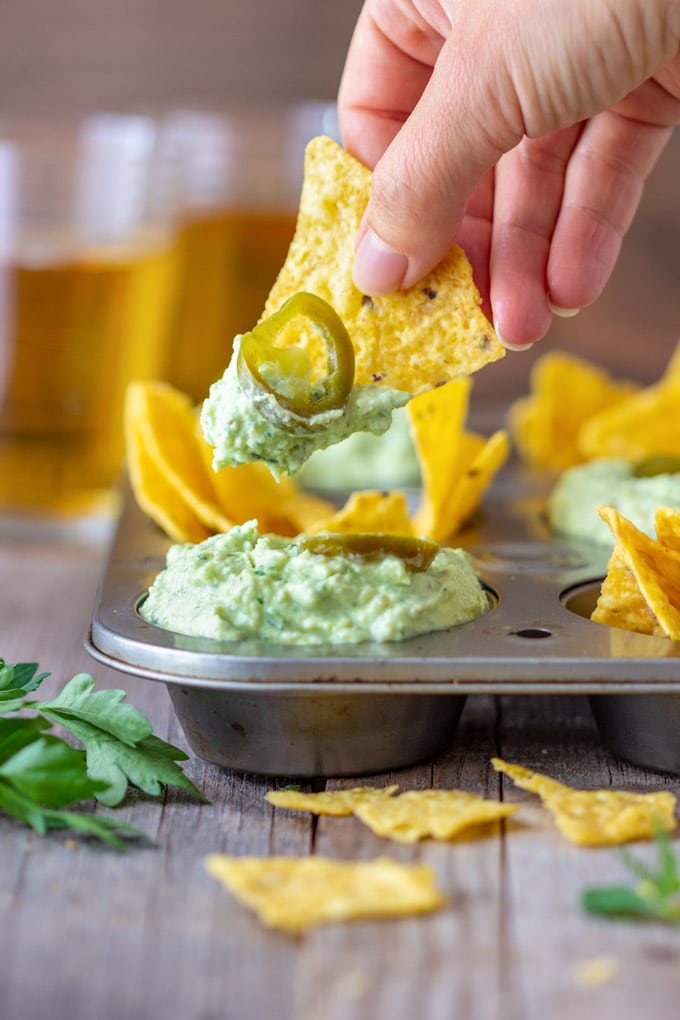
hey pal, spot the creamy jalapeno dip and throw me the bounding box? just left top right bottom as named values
left=140, top=520, right=489, bottom=645
left=548, top=458, right=680, bottom=545
left=201, top=337, right=410, bottom=480
left=296, top=406, right=421, bottom=491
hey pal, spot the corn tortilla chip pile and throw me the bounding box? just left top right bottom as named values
left=263, top=136, right=504, bottom=394
left=126, top=377, right=507, bottom=544
left=204, top=854, right=445, bottom=934
left=508, top=342, right=680, bottom=470
left=593, top=505, right=680, bottom=639
left=507, top=351, right=638, bottom=470
left=492, top=758, right=677, bottom=846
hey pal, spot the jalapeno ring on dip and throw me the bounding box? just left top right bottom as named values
left=140, top=521, right=490, bottom=645
left=236, top=292, right=355, bottom=435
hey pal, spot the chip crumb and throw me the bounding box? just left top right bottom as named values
left=571, top=955, right=619, bottom=987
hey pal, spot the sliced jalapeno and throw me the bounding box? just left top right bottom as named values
left=298, top=533, right=440, bottom=572
left=632, top=455, right=680, bottom=478
left=237, top=292, right=355, bottom=434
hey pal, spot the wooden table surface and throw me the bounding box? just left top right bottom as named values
left=1, top=517, right=680, bottom=1020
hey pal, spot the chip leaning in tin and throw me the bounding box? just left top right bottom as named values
left=140, top=524, right=490, bottom=645
left=592, top=505, right=680, bottom=639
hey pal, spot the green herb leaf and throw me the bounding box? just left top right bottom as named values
left=39, top=673, right=153, bottom=746
left=0, top=780, right=144, bottom=850
left=39, top=704, right=205, bottom=807
left=0, top=717, right=51, bottom=766
left=0, top=657, right=207, bottom=848
left=0, top=660, right=50, bottom=701
left=582, top=828, right=680, bottom=926
left=0, top=734, right=108, bottom=807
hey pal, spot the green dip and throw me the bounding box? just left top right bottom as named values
left=200, top=337, right=410, bottom=480
left=548, top=457, right=680, bottom=545
left=141, top=520, right=489, bottom=645
left=297, top=406, right=421, bottom=491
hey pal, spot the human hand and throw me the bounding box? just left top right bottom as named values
left=338, top=0, right=680, bottom=347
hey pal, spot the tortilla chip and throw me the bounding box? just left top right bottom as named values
left=204, top=854, right=445, bottom=934
left=194, top=426, right=333, bottom=536
left=263, top=136, right=503, bottom=394
left=595, top=505, right=680, bottom=639
left=579, top=376, right=680, bottom=462
left=353, top=789, right=517, bottom=843
left=661, top=339, right=680, bottom=383
left=544, top=788, right=677, bottom=846
left=654, top=507, right=680, bottom=552
left=125, top=380, right=333, bottom=540
left=124, top=384, right=214, bottom=543
left=507, top=352, right=638, bottom=470
left=591, top=540, right=664, bottom=636
left=265, top=785, right=399, bottom=816
left=408, top=380, right=509, bottom=540
left=492, top=758, right=677, bottom=845
left=491, top=758, right=567, bottom=799
left=126, top=382, right=235, bottom=534
left=306, top=490, right=414, bottom=537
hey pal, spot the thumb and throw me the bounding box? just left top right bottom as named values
left=352, top=49, right=519, bottom=295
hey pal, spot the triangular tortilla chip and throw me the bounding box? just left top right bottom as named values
left=306, top=489, right=414, bottom=536
left=595, top=505, right=680, bottom=639
left=507, top=351, right=637, bottom=470
left=263, top=136, right=503, bottom=394
left=408, top=380, right=509, bottom=540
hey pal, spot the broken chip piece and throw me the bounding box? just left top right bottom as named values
left=204, top=854, right=445, bottom=934
left=352, top=789, right=518, bottom=843
left=265, top=785, right=399, bottom=816
left=492, top=758, right=677, bottom=845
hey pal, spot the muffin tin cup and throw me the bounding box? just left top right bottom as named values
left=86, top=464, right=680, bottom=776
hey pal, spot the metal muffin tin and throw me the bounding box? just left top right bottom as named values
left=86, top=464, right=680, bottom=776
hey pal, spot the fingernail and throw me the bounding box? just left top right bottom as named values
left=353, top=227, right=408, bottom=295
left=494, top=320, right=534, bottom=352
left=548, top=299, right=580, bottom=318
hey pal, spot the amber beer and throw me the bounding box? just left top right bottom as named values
left=159, top=103, right=335, bottom=403
left=0, top=240, right=178, bottom=516
left=164, top=207, right=296, bottom=404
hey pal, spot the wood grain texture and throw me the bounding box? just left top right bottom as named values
left=2, top=532, right=679, bottom=1020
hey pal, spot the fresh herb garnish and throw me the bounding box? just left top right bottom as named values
left=0, top=659, right=206, bottom=849
left=582, top=828, right=680, bottom=925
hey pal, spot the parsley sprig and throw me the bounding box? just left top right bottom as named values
left=0, top=658, right=206, bottom=849
left=582, top=828, right=680, bottom=925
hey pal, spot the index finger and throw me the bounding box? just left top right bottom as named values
left=337, top=2, right=443, bottom=168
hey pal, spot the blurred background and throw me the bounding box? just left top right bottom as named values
left=0, top=0, right=678, bottom=410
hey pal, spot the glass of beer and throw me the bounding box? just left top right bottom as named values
left=0, top=114, right=180, bottom=530
left=160, top=102, right=338, bottom=403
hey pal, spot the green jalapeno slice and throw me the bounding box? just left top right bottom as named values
left=298, top=533, right=440, bottom=572
left=236, top=292, right=355, bottom=434
left=632, top=455, right=680, bottom=478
